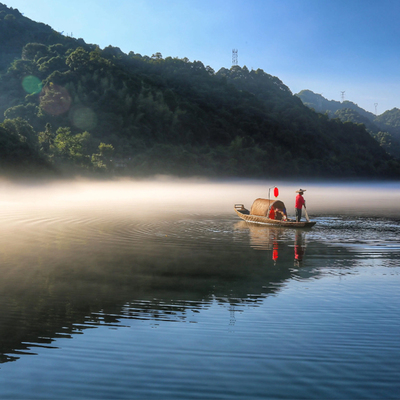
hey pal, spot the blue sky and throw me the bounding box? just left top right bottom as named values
left=4, top=0, right=400, bottom=114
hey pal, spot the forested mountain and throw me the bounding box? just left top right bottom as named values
left=296, top=90, right=400, bottom=139
left=296, top=90, right=400, bottom=159
left=375, top=108, right=400, bottom=137
left=295, top=90, right=376, bottom=120
left=0, top=3, right=399, bottom=179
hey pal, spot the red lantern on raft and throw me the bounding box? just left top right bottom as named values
left=274, top=187, right=279, bottom=198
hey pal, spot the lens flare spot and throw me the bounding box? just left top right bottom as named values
left=70, top=106, right=97, bottom=131
left=22, top=75, right=42, bottom=94
left=39, top=84, right=71, bottom=116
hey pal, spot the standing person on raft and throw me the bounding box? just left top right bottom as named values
left=295, top=189, right=306, bottom=222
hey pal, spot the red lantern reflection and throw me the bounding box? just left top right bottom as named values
left=272, top=241, right=279, bottom=261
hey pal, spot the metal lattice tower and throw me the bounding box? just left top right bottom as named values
left=374, top=103, right=378, bottom=115
left=341, top=91, right=345, bottom=102
left=232, top=49, right=238, bottom=66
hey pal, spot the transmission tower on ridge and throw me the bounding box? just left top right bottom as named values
left=374, top=103, right=378, bottom=115
left=341, top=91, right=345, bottom=102
left=232, top=49, right=238, bottom=66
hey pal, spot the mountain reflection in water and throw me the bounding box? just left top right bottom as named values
left=0, top=179, right=399, bottom=399
left=0, top=214, right=320, bottom=362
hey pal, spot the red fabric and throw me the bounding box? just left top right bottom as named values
left=295, top=194, right=305, bottom=209
left=269, top=208, right=275, bottom=219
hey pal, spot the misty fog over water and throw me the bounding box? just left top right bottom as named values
left=1, top=177, right=399, bottom=215
left=0, top=178, right=399, bottom=399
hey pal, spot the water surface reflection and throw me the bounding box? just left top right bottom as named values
left=0, top=179, right=399, bottom=399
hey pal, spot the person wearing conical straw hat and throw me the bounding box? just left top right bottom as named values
left=295, top=189, right=306, bottom=222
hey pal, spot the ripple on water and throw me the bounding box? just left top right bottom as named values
left=307, top=215, right=400, bottom=249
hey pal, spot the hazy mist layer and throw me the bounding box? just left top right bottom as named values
left=0, top=178, right=399, bottom=218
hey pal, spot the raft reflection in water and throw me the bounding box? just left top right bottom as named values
left=234, top=221, right=307, bottom=264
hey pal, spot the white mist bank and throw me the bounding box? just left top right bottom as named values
left=0, top=177, right=399, bottom=217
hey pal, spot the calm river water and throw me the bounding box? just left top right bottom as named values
left=0, top=179, right=399, bottom=399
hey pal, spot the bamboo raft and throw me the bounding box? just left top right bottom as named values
left=234, top=198, right=316, bottom=228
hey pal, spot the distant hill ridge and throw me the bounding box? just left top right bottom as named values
left=296, top=90, right=400, bottom=158
left=0, top=2, right=399, bottom=178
